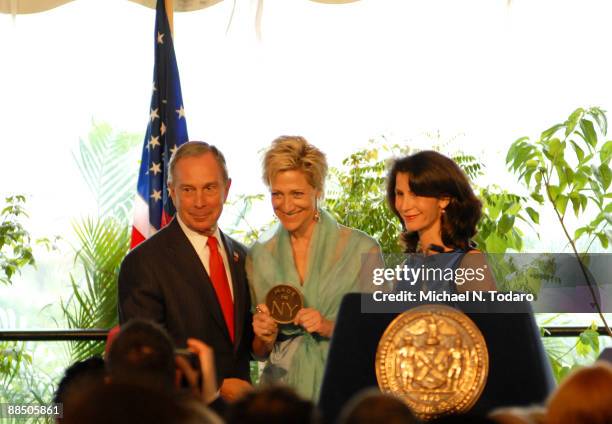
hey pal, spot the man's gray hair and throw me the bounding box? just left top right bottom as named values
left=167, top=141, right=229, bottom=185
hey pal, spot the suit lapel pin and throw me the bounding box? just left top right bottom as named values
left=233, top=252, right=240, bottom=262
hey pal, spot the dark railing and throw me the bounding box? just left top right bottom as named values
left=0, top=327, right=610, bottom=341
left=0, top=330, right=109, bottom=341
left=540, top=326, right=611, bottom=338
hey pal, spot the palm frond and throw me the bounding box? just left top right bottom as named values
left=72, top=216, right=130, bottom=279
left=72, top=121, right=140, bottom=221
left=62, top=216, right=129, bottom=362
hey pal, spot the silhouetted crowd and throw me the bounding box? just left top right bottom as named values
left=53, top=319, right=612, bottom=424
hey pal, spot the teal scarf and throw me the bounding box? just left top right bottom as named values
left=247, top=209, right=382, bottom=400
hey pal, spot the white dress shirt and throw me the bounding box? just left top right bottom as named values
left=176, top=215, right=234, bottom=300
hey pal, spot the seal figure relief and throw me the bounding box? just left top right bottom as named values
left=376, top=304, right=489, bottom=420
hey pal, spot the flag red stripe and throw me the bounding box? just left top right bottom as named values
left=130, top=226, right=146, bottom=249
left=161, top=210, right=173, bottom=228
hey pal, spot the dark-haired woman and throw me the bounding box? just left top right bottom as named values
left=386, top=150, right=496, bottom=293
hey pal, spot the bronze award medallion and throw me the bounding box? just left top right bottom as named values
left=265, top=284, right=304, bottom=324
left=375, top=304, right=488, bottom=420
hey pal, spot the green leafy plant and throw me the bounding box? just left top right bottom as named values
left=0, top=196, right=56, bottom=407
left=541, top=318, right=602, bottom=382
left=0, top=195, right=36, bottom=286
left=0, top=196, right=36, bottom=401
left=489, top=254, right=557, bottom=295
left=451, top=152, right=538, bottom=254
left=0, top=309, right=57, bottom=423
left=325, top=141, right=407, bottom=254
left=0, top=340, right=32, bottom=392
left=507, top=106, right=612, bottom=338
left=474, top=189, right=535, bottom=253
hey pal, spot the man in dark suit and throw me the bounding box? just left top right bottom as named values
left=118, top=141, right=253, bottom=401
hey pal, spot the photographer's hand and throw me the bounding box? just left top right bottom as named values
left=187, top=338, right=219, bottom=404
left=175, top=354, right=201, bottom=399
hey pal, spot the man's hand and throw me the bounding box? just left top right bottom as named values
left=220, top=378, right=252, bottom=402
left=293, top=307, right=334, bottom=338
left=253, top=303, right=278, bottom=345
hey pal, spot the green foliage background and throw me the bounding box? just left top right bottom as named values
left=0, top=122, right=139, bottom=418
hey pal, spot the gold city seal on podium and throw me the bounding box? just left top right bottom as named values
left=375, top=304, right=489, bottom=420
left=265, top=284, right=304, bottom=324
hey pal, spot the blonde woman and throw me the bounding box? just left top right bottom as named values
left=247, top=136, right=383, bottom=400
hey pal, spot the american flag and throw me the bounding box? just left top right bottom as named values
left=131, top=0, right=188, bottom=248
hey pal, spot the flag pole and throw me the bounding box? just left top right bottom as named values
left=164, top=0, right=174, bottom=35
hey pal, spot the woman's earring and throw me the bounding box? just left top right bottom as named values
left=313, top=199, right=320, bottom=222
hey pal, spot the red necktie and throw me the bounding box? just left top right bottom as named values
left=207, top=235, right=235, bottom=343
